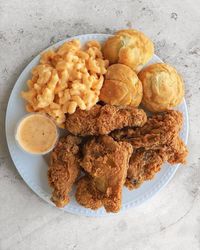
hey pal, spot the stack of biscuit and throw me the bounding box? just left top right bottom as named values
left=100, top=29, right=185, bottom=112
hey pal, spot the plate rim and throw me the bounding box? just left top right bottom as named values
left=5, top=33, right=189, bottom=217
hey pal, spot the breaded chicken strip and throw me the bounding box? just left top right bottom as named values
left=112, top=110, right=188, bottom=189
left=48, top=135, right=82, bottom=207
left=112, top=110, right=183, bottom=149
left=78, top=136, right=133, bottom=212
left=65, top=104, right=147, bottom=136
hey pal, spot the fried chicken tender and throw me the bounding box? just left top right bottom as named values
left=48, top=135, right=82, bottom=207
left=77, top=136, right=133, bottom=212
left=112, top=110, right=183, bottom=149
left=65, top=104, right=147, bottom=136
left=111, top=110, right=188, bottom=189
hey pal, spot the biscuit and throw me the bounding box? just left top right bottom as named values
left=138, top=63, right=184, bottom=112
left=103, top=29, right=154, bottom=72
left=100, top=64, right=143, bottom=107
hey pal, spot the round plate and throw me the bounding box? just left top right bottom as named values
left=5, top=34, right=189, bottom=217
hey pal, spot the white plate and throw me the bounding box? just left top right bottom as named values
left=6, top=34, right=189, bottom=217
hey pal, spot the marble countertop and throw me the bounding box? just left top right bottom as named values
left=0, top=0, right=200, bottom=249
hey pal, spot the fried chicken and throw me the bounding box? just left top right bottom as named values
left=125, top=137, right=188, bottom=189
left=112, top=110, right=188, bottom=189
left=77, top=135, right=133, bottom=212
left=65, top=104, right=147, bottom=136
left=48, top=107, right=188, bottom=211
left=112, top=110, right=183, bottom=149
left=48, top=135, right=82, bottom=207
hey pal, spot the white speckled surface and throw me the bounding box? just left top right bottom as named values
left=0, top=0, right=200, bottom=249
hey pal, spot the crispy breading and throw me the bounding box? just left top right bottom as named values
left=78, top=136, right=133, bottom=212
left=111, top=110, right=183, bottom=149
left=65, top=104, right=147, bottom=136
left=125, top=148, right=165, bottom=189
left=112, top=110, right=188, bottom=189
left=166, top=137, right=188, bottom=164
left=75, top=176, right=103, bottom=210
left=125, top=137, right=188, bottom=189
left=48, top=135, right=82, bottom=207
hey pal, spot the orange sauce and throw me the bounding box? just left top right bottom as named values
left=16, top=114, right=58, bottom=154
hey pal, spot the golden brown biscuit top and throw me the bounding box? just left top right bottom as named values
left=138, top=63, right=184, bottom=112
left=100, top=64, right=143, bottom=107
left=103, top=29, right=154, bottom=72
left=105, top=64, right=139, bottom=85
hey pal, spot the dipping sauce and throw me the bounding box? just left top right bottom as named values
left=15, top=114, right=58, bottom=154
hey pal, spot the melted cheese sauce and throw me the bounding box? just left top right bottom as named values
left=16, top=114, right=58, bottom=154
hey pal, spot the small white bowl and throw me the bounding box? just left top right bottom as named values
left=15, top=113, right=59, bottom=155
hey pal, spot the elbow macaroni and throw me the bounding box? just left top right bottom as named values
left=21, top=39, right=109, bottom=126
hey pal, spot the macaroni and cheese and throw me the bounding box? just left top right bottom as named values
left=21, top=39, right=109, bottom=126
